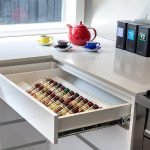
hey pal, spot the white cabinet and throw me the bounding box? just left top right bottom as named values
left=0, top=59, right=131, bottom=145
left=0, top=121, right=46, bottom=150
left=81, top=125, right=129, bottom=150
left=0, top=100, right=22, bottom=123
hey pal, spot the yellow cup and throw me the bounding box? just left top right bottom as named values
left=38, top=35, right=53, bottom=44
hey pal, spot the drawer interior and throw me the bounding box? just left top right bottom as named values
left=0, top=62, right=131, bottom=144
left=7, top=68, right=127, bottom=107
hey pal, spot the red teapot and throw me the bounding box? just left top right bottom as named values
left=67, top=21, right=97, bottom=46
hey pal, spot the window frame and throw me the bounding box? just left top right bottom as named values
left=0, top=0, right=85, bottom=37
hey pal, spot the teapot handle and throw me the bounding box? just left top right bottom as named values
left=88, top=28, right=97, bottom=41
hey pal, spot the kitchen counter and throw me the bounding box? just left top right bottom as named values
left=0, top=33, right=150, bottom=96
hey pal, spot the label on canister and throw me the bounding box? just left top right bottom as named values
left=138, top=32, right=146, bottom=42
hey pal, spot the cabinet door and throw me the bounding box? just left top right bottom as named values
left=0, top=121, right=46, bottom=149
left=80, top=125, right=128, bottom=150
left=0, top=99, right=22, bottom=123
left=143, top=137, right=150, bottom=150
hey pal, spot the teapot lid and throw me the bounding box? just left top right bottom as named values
left=76, top=21, right=87, bottom=28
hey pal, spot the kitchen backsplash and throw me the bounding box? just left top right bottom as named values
left=85, top=0, right=150, bottom=41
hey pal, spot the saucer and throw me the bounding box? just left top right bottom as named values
left=84, top=47, right=101, bottom=52
left=38, top=40, right=53, bottom=46
left=55, top=46, right=72, bottom=52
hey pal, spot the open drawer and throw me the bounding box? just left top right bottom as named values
left=0, top=60, right=131, bottom=144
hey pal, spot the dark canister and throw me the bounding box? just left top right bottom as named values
left=116, top=20, right=130, bottom=50
left=126, top=23, right=146, bottom=53
left=136, top=25, right=150, bottom=57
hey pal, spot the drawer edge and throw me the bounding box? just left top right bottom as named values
left=58, top=103, right=131, bottom=132
left=0, top=74, right=58, bottom=144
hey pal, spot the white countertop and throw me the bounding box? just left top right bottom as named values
left=0, top=33, right=150, bottom=96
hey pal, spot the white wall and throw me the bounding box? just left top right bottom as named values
left=85, top=0, right=150, bottom=41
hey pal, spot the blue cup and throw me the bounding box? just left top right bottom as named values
left=84, top=41, right=101, bottom=49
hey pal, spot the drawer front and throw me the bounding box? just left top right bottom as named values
left=0, top=121, right=46, bottom=149
left=0, top=67, right=131, bottom=144
left=143, top=137, right=150, bottom=150
left=0, top=62, right=51, bottom=75
left=0, top=74, right=58, bottom=144
left=0, top=99, right=22, bottom=123
left=58, top=103, right=130, bottom=133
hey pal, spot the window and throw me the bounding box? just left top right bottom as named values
left=0, top=0, right=84, bottom=37
left=0, top=0, right=63, bottom=24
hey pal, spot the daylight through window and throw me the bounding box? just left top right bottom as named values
left=0, top=0, right=63, bottom=25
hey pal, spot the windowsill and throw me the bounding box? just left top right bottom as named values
left=0, top=22, right=68, bottom=38
left=0, top=0, right=85, bottom=38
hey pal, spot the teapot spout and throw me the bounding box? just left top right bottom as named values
left=66, top=24, right=73, bottom=32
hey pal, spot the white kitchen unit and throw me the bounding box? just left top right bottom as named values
left=0, top=34, right=150, bottom=150
left=0, top=99, right=22, bottom=123
left=0, top=121, right=46, bottom=150
left=0, top=59, right=131, bottom=144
